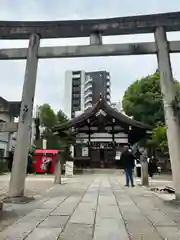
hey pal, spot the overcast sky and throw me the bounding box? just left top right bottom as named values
left=0, top=0, right=180, bottom=112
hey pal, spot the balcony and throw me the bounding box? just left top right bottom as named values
left=106, top=94, right=111, bottom=99
left=84, top=91, right=92, bottom=99
left=106, top=87, right=111, bottom=93
left=84, top=96, right=92, bottom=105
left=106, top=80, right=111, bottom=86
left=84, top=84, right=92, bottom=93
left=85, top=76, right=92, bottom=86
left=85, top=102, right=92, bottom=109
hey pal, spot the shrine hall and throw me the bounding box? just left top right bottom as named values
left=55, top=97, right=149, bottom=168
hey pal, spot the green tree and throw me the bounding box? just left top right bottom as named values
left=147, top=125, right=168, bottom=154
left=122, top=72, right=180, bottom=126
left=56, top=110, right=68, bottom=124
left=38, top=104, right=73, bottom=149
left=39, top=104, right=57, bottom=129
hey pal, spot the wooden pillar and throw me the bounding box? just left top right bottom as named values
left=140, top=149, right=149, bottom=186
left=88, top=122, right=91, bottom=163
left=112, top=119, right=115, bottom=142
left=54, top=151, right=62, bottom=184
left=112, top=119, right=116, bottom=164
left=155, top=27, right=180, bottom=199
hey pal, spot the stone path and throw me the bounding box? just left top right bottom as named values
left=0, top=174, right=180, bottom=239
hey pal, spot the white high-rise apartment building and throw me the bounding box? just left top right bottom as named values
left=64, top=70, right=111, bottom=119
left=84, top=71, right=111, bottom=109
left=64, top=70, right=85, bottom=119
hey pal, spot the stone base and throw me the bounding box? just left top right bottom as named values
left=0, top=200, right=3, bottom=218
left=4, top=196, right=35, bottom=204
left=165, top=198, right=180, bottom=206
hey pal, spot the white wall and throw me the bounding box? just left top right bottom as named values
left=80, top=71, right=85, bottom=112
left=64, top=71, right=73, bottom=119
left=76, top=138, right=128, bottom=143
left=77, top=132, right=128, bottom=138
left=76, top=132, right=128, bottom=143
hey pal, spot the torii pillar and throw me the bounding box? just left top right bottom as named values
left=155, top=27, right=180, bottom=200
left=8, top=34, right=40, bottom=200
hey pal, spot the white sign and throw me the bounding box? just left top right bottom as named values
left=115, top=151, right=121, bottom=160
left=40, top=157, right=51, bottom=170
left=82, top=147, right=88, bottom=157
left=42, top=139, right=47, bottom=149
left=65, top=161, right=74, bottom=177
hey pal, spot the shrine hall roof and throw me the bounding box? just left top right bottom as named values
left=69, top=98, right=149, bottom=130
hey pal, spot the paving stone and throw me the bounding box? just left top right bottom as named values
left=37, top=196, right=66, bottom=209
left=126, top=223, right=162, bottom=239
left=51, top=196, right=81, bottom=216
left=93, top=218, right=129, bottom=240
left=17, top=215, right=46, bottom=226
left=25, top=208, right=52, bottom=218
left=98, top=194, right=116, bottom=206
left=59, top=223, right=93, bottom=240
left=96, top=205, right=121, bottom=223
left=156, top=226, right=180, bottom=239
left=1, top=174, right=180, bottom=240
left=0, top=223, right=36, bottom=240
left=26, top=228, right=62, bottom=240
left=142, top=209, right=177, bottom=227
left=38, top=216, right=69, bottom=228
left=69, top=202, right=96, bottom=224
left=81, top=193, right=98, bottom=203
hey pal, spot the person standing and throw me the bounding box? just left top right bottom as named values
left=120, top=146, right=135, bottom=187
left=148, top=156, right=157, bottom=178
left=7, top=151, right=14, bottom=172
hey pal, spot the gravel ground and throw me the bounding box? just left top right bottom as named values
left=0, top=173, right=54, bottom=197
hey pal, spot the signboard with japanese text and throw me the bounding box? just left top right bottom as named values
left=65, top=161, right=74, bottom=177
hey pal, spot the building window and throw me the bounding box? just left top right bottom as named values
left=73, top=99, right=80, bottom=105
left=72, top=82, right=80, bottom=88
left=72, top=93, right=80, bottom=99
left=73, top=71, right=81, bottom=75
left=72, top=88, right=80, bottom=93
left=72, top=106, right=80, bottom=111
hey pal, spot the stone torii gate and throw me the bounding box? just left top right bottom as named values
left=2, top=11, right=180, bottom=200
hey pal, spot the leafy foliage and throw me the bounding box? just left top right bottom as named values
left=38, top=104, right=73, bottom=149
left=57, top=110, right=68, bottom=124
left=147, top=125, right=168, bottom=154
left=39, top=104, right=57, bottom=129
left=122, top=72, right=180, bottom=126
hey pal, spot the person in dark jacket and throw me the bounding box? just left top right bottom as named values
left=46, top=160, right=52, bottom=174
left=148, top=156, right=157, bottom=178
left=120, top=146, right=135, bottom=187
left=27, top=153, right=33, bottom=174
left=7, top=151, right=14, bottom=172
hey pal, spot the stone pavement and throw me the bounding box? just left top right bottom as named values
left=0, top=174, right=180, bottom=239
